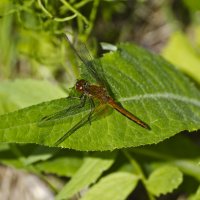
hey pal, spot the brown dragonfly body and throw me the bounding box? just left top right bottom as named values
left=75, top=79, right=150, bottom=129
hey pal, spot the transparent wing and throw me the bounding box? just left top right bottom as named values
left=39, top=96, right=87, bottom=123
left=40, top=107, right=76, bottom=122
left=64, top=35, right=109, bottom=88
left=54, top=103, right=106, bottom=146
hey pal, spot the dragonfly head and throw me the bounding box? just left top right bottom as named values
left=75, top=79, right=89, bottom=93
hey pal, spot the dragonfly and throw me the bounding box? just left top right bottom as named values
left=41, top=35, right=150, bottom=146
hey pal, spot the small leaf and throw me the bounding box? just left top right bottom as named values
left=56, top=153, right=115, bottom=200
left=81, top=172, right=139, bottom=200
left=0, top=79, right=66, bottom=114
left=35, top=151, right=83, bottom=177
left=162, top=31, right=200, bottom=83
left=145, top=165, right=183, bottom=196
left=0, top=43, right=200, bottom=150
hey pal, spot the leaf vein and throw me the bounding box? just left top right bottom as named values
left=120, top=93, right=200, bottom=108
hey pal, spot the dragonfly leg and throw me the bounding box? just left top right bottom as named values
left=64, top=94, right=87, bottom=113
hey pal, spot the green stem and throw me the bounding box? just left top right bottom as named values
left=74, top=0, right=92, bottom=9
left=84, top=0, right=100, bottom=38
left=37, top=0, right=53, bottom=18
left=123, top=150, right=145, bottom=180
left=54, top=13, right=77, bottom=22
left=59, top=0, right=89, bottom=25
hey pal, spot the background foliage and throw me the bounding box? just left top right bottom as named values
left=0, top=0, right=200, bottom=199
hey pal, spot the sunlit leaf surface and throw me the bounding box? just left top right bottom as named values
left=0, top=43, right=200, bottom=150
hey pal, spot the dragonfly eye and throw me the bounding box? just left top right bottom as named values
left=76, top=79, right=88, bottom=92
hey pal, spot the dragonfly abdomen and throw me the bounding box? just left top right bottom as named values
left=108, top=98, right=150, bottom=129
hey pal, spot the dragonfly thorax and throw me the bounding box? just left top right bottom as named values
left=75, top=79, right=89, bottom=93
left=75, top=79, right=110, bottom=103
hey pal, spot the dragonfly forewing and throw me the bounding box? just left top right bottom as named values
left=64, top=35, right=109, bottom=89
left=39, top=96, right=88, bottom=124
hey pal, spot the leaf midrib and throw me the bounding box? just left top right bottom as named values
left=120, top=92, right=200, bottom=108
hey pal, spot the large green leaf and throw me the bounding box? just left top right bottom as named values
left=0, top=43, right=200, bottom=150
